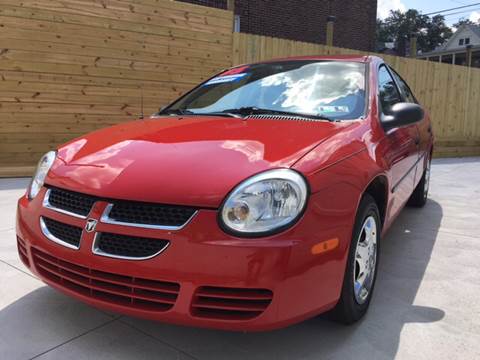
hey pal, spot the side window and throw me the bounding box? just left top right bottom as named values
left=378, top=65, right=401, bottom=114
left=390, top=69, right=417, bottom=103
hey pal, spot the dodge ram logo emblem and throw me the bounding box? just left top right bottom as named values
left=85, top=219, right=98, bottom=233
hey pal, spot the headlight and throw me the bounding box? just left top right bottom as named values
left=219, top=169, right=308, bottom=237
left=28, top=151, right=56, bottom=200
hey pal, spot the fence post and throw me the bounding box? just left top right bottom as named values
left=409, top=33, right=417, bottom=58
left=466, top=45, right=473, bottom=67
left=326, top=16, right=335, bottom=47
left=227, top=0, right=236, bottom=32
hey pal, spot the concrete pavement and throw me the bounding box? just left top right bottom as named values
left=1, top=158, right=479, bottom=359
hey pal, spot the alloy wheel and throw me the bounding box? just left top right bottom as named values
left=353, top=215, right=378, bottom=305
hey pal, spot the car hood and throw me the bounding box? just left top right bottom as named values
left=47, top=116, right=355, bottom=208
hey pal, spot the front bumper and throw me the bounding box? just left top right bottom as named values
left=16, top=187, right=352, bottom=331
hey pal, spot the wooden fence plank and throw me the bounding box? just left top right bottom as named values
left=0, top=5, right=232, bottom=42
left=0, top=1, right=233, bottom=34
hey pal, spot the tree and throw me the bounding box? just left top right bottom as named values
left=425, top=15, right=454, bottom=52
left=377, top=9, right=453, bottom=56
left=452, top=18, right=477, bottom=29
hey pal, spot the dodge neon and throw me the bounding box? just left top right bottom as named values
left=16, top=55, right=433, bottom=331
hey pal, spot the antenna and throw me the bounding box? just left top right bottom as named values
left=139, top=87, right=144, bottom=120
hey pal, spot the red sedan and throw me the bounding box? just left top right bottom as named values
left=16, top=55, right=433, bottom=331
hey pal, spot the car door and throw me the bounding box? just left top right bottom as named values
left=378, top=65, right=419, bottom=219
left=389, top=67, right=429, bottom=187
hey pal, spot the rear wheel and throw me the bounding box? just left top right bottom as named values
left=332, top=194, right=380, bottom=324
left=408, top=157, right=431, bottom=207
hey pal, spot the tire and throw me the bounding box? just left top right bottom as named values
left=407, top=157, right=431, bottom=208
left=332, top=193, right=381, bottom=324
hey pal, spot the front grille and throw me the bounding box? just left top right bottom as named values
left=17, top=237, right=29, bottom=267
left=32, top=248, right=180, bottom=312
left=106, top=201, right=197, bottom=228
left=45, top=186, right=198, bottom=229
left=192, top=286, right=273, bottom=320
left=94, top=232, right=169, bottom=259
left=41, top=217, right=82, bottom=248
left=47, top=187, right=96, bottom=217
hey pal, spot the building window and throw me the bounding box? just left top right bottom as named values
left=465, top=37, right=470, bottom=45
left=234, top=15, right=241, bottom=32
left=459, top=38, right=464, bottom=46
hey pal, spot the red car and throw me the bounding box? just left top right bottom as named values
left=16, top=55, right=433, bottom=331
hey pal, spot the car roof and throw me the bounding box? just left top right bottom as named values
left=247, top=55, right=381, bottom=65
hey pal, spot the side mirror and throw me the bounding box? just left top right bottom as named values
left=381, top=102, right=424, bottom=132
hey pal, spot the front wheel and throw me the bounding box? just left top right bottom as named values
left=332, top=194, right=380, bottom=324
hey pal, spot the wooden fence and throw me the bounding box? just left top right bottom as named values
left=0, top=0, right=233, bottom=176
left=1, top=1, right=479, bottom=177
left=233, top=33, right=480, bottom=158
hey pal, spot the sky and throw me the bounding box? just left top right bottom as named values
left=378, top=0, right=480, bottom=26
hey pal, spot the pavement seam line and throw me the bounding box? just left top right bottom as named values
left=0, top=258, right=39, bottom=280
left=27, top=318, right=119, bottom=360
left=119, top=319, right=200, bottom=360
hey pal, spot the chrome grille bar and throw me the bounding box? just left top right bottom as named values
left=100, top=203, right=198, bottom=231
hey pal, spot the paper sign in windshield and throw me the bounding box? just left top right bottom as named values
left=204, top=73, right=247, bottom=86
left=319, top=106, right=349, bottom=113
left=220, top=66, right=250, bottom=76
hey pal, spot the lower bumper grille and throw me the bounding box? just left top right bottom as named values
left=17, top=237, right=29, bottom=267
left=94, top=232, right=169, bottom=260
left=32, top=248, right=180, bottom=312
left=192, top=286, right=273, bottom=320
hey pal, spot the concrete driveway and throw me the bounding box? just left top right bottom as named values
left=1, top=158, right=479, bottom=360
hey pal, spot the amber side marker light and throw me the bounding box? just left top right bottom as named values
left=311, top=238, right=339, bottom=255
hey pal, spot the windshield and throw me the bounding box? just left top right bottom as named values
left=164, top=60, right=367, bottom=120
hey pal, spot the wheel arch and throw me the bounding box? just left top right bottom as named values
left=362, top=175, right=389, bottom=227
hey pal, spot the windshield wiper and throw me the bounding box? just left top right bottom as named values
left=156, top=107, right=335, bottom=121
left=155, top=108, right=242, bottom=118
left=218, top=107, right=335, bottom=121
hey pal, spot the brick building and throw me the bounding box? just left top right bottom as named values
left=179, top=0, right=378, bottom=51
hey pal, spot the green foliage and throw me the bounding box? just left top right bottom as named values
left=452, top=18, right=478, bottom=29
left=377, top=9, right=453, bottom=56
